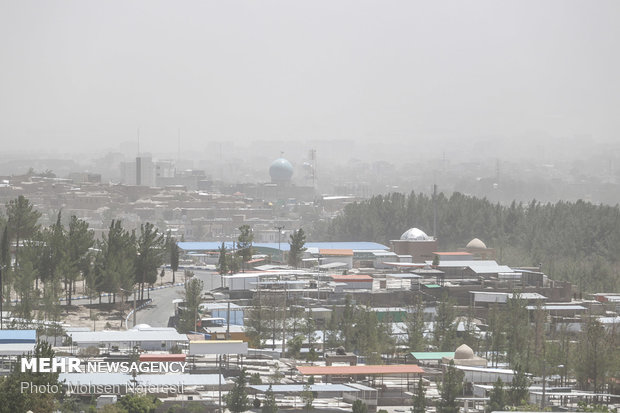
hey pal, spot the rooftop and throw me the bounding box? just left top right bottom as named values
left=318, top=249, right=354, bottom=256
left=411, top=352, right=455, bottom=360
left=297, top=364, right=424, bottom=376
left=0, top=329, right=36, bottom=343
left=178, top=241, right=389, bottom=252
left=331, top=274, right=373, bottom=282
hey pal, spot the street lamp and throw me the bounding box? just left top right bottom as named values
left=274, top=225, right=285, bottom=263
left=0, top=265, right=4, bottom=330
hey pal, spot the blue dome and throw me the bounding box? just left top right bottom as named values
left=269, top=158, right=294, bottom=182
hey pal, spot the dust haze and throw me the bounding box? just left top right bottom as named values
left=1, top=1, right=620, bottom=203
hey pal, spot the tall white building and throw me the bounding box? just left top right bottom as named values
left=136, top=155, right=155, bottom=186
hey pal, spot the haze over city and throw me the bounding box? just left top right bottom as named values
left=1, top=1, right=619, bottom=155
left=0, top=2, right=619, bottom=412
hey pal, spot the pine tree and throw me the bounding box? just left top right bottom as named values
left=218, top=242, right=229, bottom=275
left=288, top=228, right=307, bottom=268
left=301, top=383, right=313, bottom=412
left=352, top=400, right=368, bottom=413
left=406, top=298, right=426, bottom=351
left=168, top=233, right=180, bottom=284
left=177, top=278, right=204, bottom=333
left=135, top=222, right=166, bottom=300
left=237, top=225, right=254, bottom=272
left=0, top=341, right=62, bottom=412
left=486, top=378, right=506, bottom=413
left=575, top=317, right=609, bottom=392
left=95, top=220, right=135, bottom=304
left=226, top=369, right=250, bottom=413
left=412, top=378, right=426, bottom=413
left=5, top=195, right=41, bottom=267
left=434, top=294, right=457, bottom=351
left=0, top=225, right=9, bottom=267
left=66, top=215, right=94, bottom=305
left=261, top=385, right=278, bottom=413
left=509, top=363, right=529, bottom=406
left=437, top=360, right=463, bottom=413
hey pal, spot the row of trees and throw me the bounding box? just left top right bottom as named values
left=245, top=293, right=395, bottom=363
left=217, top=226, right=307, bottom=275
left=405, top=291, right=618, bottom=395
left=0, top=196, right=180, bottom=324
left=313, top=191, right=620, bottom=292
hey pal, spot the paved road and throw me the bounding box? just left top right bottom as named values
left=133, top=270, right=222, bottom=328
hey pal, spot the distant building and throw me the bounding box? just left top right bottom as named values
left=460, top=238, right=496, bottom=259
left=136, top=155, right=154, bottom=186
left=269, top=157, right=294, bottom=184
left=441, top=344, right=487, bottom=367
left=390, top=227, right=438, bottom=262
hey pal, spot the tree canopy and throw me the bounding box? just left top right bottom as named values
left=313, top=191, right=620, bottom=291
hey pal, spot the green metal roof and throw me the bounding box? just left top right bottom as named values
left=424, top=284, right=442, bottom=288
left=410, top=352, right=454, bottom=360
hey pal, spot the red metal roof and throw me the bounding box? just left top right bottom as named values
left=331, top=274, right=373, bottom=282
left=319, top=249, right=354, bottom=256
left=297, top=365, right=424, bottom=375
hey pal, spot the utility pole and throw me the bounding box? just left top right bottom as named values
left=433, top=183, right=437, bottom=238
left=541, top=344, right=547, bottom=409
left=275, top=225, right=285, bottom=263
left=218, top=354, right=222, bottom=412
left=226, top=301, right=231, bottom=340
left=282, top=283, right=288, bottom=356
left=133, top=289, right=137, bottom=328
left=0, top=266, right=3, bottom=330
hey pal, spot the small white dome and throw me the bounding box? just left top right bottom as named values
left=400, top=227, right=431, bottom=241
left=131, top=324, right=152, bottom=331
left=455, top=344, right=475, bottom=359
left=466, top=238, right=487, bottom=249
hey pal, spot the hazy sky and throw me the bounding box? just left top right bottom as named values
left=1, top=1, right=619, bottom=155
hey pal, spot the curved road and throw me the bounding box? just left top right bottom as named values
left=133, top=270, right=223, bottom=328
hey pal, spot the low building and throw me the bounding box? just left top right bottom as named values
left=442, top=344, right=487, bottom=367
left=390, top=227, right=438, bottom=262
left=0, top=330, right=36, bottom=355
left=331, top=274, right=373, bottom=291
left=68, top=325, right=188, bottom=352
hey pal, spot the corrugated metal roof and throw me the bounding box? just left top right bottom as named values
left=139, top=354, right=186, bottom=362
left=318, top=249, right=354, bottom=256
left=69, top=329, right=188, bottom=343
left=60, top=373, right=224, bottom=386
left=178, top=242, right=389, bottom=252
left=0, top=342, right=36, bottom=355
left=0, top=329, right=36, bottom=343
left=250, top=384, right=358, bottom=393
left=411, top=352, right=455, bottom=360
left=526, top=305, right=586, bottom=311
left=297, top=364, right=424, bottom=375
left=331, top=274, right=373, bottom=282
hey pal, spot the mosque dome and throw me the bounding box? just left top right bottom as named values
left=400, top=227, right=431, bottom=241
left=454, top=344, right=475, bottom=359
left=466, top=238, right=487, bottom=249
left=269, top=158, right=294, bottom=182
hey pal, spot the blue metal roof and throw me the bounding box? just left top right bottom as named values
left=0, top=329, right=36, bottom=343
left=179, top=241, right=389, bottom=252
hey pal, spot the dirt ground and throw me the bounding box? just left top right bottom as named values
left=6, top=269, right=182, bottom=331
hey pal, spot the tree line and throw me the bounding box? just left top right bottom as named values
left=313, top=191, right=620, bottom=291
left=405, top=292, right=618, bottom=395
left=0, top=195, right=180, bottom=324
